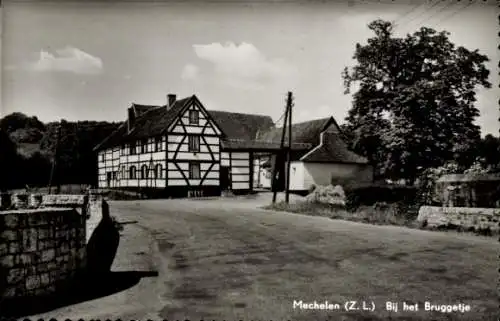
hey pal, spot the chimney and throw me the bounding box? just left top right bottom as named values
left=127, top=106, right=136, bottom=132
left=167, top=94, right=176, bottom=109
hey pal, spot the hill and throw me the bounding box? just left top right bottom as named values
left=0, top=112, right=121, bottom=189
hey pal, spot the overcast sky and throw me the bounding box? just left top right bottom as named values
left=2, top=0, right=499, bottom=136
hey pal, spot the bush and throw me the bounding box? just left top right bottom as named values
left=264, top=199, right=419, bottom=227
left=344, top=183, right=418, bottom=210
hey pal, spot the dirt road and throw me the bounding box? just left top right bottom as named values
left=25, top=196, right=498, bottom=320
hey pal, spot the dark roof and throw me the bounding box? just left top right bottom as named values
left=221, top=138, right=312, bottom=150
left=94, top=96, right=368, bottom=165
left=209, top=111, right=274, bottom=141
left=128, top=97, right=191, bottom=139
left=257, top=117, right=338, bottom=146
left=94, top=96, right=275, bottom=151
left=300, top=132, right=369, bottom=164
left=132, top=104, right=159, bottom=116
left=93, top=96, right=192, bottom=151
left=437, top=173, right=500, bottom=183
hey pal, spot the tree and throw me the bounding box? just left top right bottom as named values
left=0, top=129, right=21, bottom=191
left=342, top=20, right=491, bottom=185
left=0, top=112, right=45, bottom=133
left=475, top=134, right=500, bottom=172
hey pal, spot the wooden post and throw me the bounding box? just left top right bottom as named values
left=285, top=92, right=293, bottom=203
left=48, top=123, right=62, bottom=194
left=272, top=94, right=290, bottom=204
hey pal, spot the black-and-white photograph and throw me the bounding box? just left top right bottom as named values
left=0, top=0, right=498, bottom=320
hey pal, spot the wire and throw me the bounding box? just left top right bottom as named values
left=394, top=1, right=438, bottom=28
left=414, top=1, right=457, bottom=29
left=274, top=107, right=288, bottom=127
left=435, top=1, right=476, bottom=28
left=393, top=1, right=427, bottom=26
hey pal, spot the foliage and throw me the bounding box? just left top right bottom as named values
left=416, top=161, right=462, bottom=206
left=265, top=200, right=418, bottom=228
left=0, top=112, right=45, bottom=133
left=416, top=157, right=499, bottom=206
left=342, top=20, right=491, bottom=184
left=308, top=184, right=317, bottom=194
left=473, top=134, right=500, bottom=172
left=0, top=112, right=121, bottom=190
left=344, top=183, right=418, bottom=210
left=0, top=129, right=22, bottom=191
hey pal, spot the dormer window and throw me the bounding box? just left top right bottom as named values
left=130, top=141, right=136, bottom=155
left=189, top=110, right=199, bottom=125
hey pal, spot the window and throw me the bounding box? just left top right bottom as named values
left=130, top=142, right=136, bottom=155
left=188, top=135, right=200, bottom=152
left=155, top=164, right=163, bottom=179
left=141, top=139, right=148, bottom=153
left=189, top=162, right=201, bottom=179
left=129, top=166, right=137, bottom=179
left=121, top=144, right=125, bottom=155
left=155, top=137, right=162, bottom=152
left=189, top=110, right=199, bottom=125
left=141, top=164, right=148, bottom=179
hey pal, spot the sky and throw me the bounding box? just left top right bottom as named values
left=1, top=0, right=499, bottom=136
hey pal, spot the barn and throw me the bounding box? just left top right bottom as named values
left=93, top=94, right=372, bottom=197
left=256, top=117, right=373, bottom=191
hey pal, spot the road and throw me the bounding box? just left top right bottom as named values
left=27, top=195, right=498, bottom=321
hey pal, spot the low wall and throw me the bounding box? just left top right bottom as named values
left=0, top=193, right=108, bottom=301
left=0, top=208, right=87, bottom=298
left=417, top=206, right=500, bottom=232
left=1, top=193, right=104, bottom=244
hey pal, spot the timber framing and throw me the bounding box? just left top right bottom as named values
left=95, top=93, right=369, bottom=197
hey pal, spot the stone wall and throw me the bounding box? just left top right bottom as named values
left=1, top=193, right=104, bottom=245
left=0, top=208, right=87, bottom=298
left=417, top=206, right=500, bottom=233
left=86, top=194, right=105, bottom=243
left=0, top=193, right=107, bottom=300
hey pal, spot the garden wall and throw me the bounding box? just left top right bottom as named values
left=0, top=192, right=106, bottom=300
left=0, top=208, right=86, bottom=298
left=1, top=193, right=104, bottom=244
left=417, top=206, right=500, bottom=233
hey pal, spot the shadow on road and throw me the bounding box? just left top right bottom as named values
left=0, top=270, right=159, bottom=317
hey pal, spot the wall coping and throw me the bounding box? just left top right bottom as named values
left=418, top=206, right=500, bottom=220
left=0, top=207, right=76, bottom=214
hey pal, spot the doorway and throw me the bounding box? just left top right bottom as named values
left=220, top=166, right=230, bottom=190
left=106, top=172, right=112, bottom=188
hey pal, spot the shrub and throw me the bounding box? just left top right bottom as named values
left=344, top=183, right=418, bottom=210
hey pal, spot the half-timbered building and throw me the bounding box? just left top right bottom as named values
left=94, top=94, right=372, bottom=197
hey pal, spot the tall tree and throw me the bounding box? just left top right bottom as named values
left=475, top=134, right=500, bottom=172
left=0, top=130, right=21, bottom=191
left=342, top=20, right=491, bottom=184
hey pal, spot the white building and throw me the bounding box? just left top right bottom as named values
left=94, top=94, right=372, bottom=197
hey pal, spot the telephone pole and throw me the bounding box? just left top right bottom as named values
left=272, top=92, right=292, bottom=204
left=285, top=92, right=294, bottom=203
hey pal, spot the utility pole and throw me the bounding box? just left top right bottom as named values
left=48, top=123, right=62, bottom=194
left=285, top=92, right=294, bottom=203
left=272, top=93, right=290, bottom=204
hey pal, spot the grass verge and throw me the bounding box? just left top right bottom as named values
left=263, top=201, right=420, bottom=228
left=263, top=200, right=499, bottom=238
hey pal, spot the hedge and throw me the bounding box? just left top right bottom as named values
left=344, top=183, right=418, bottom=210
